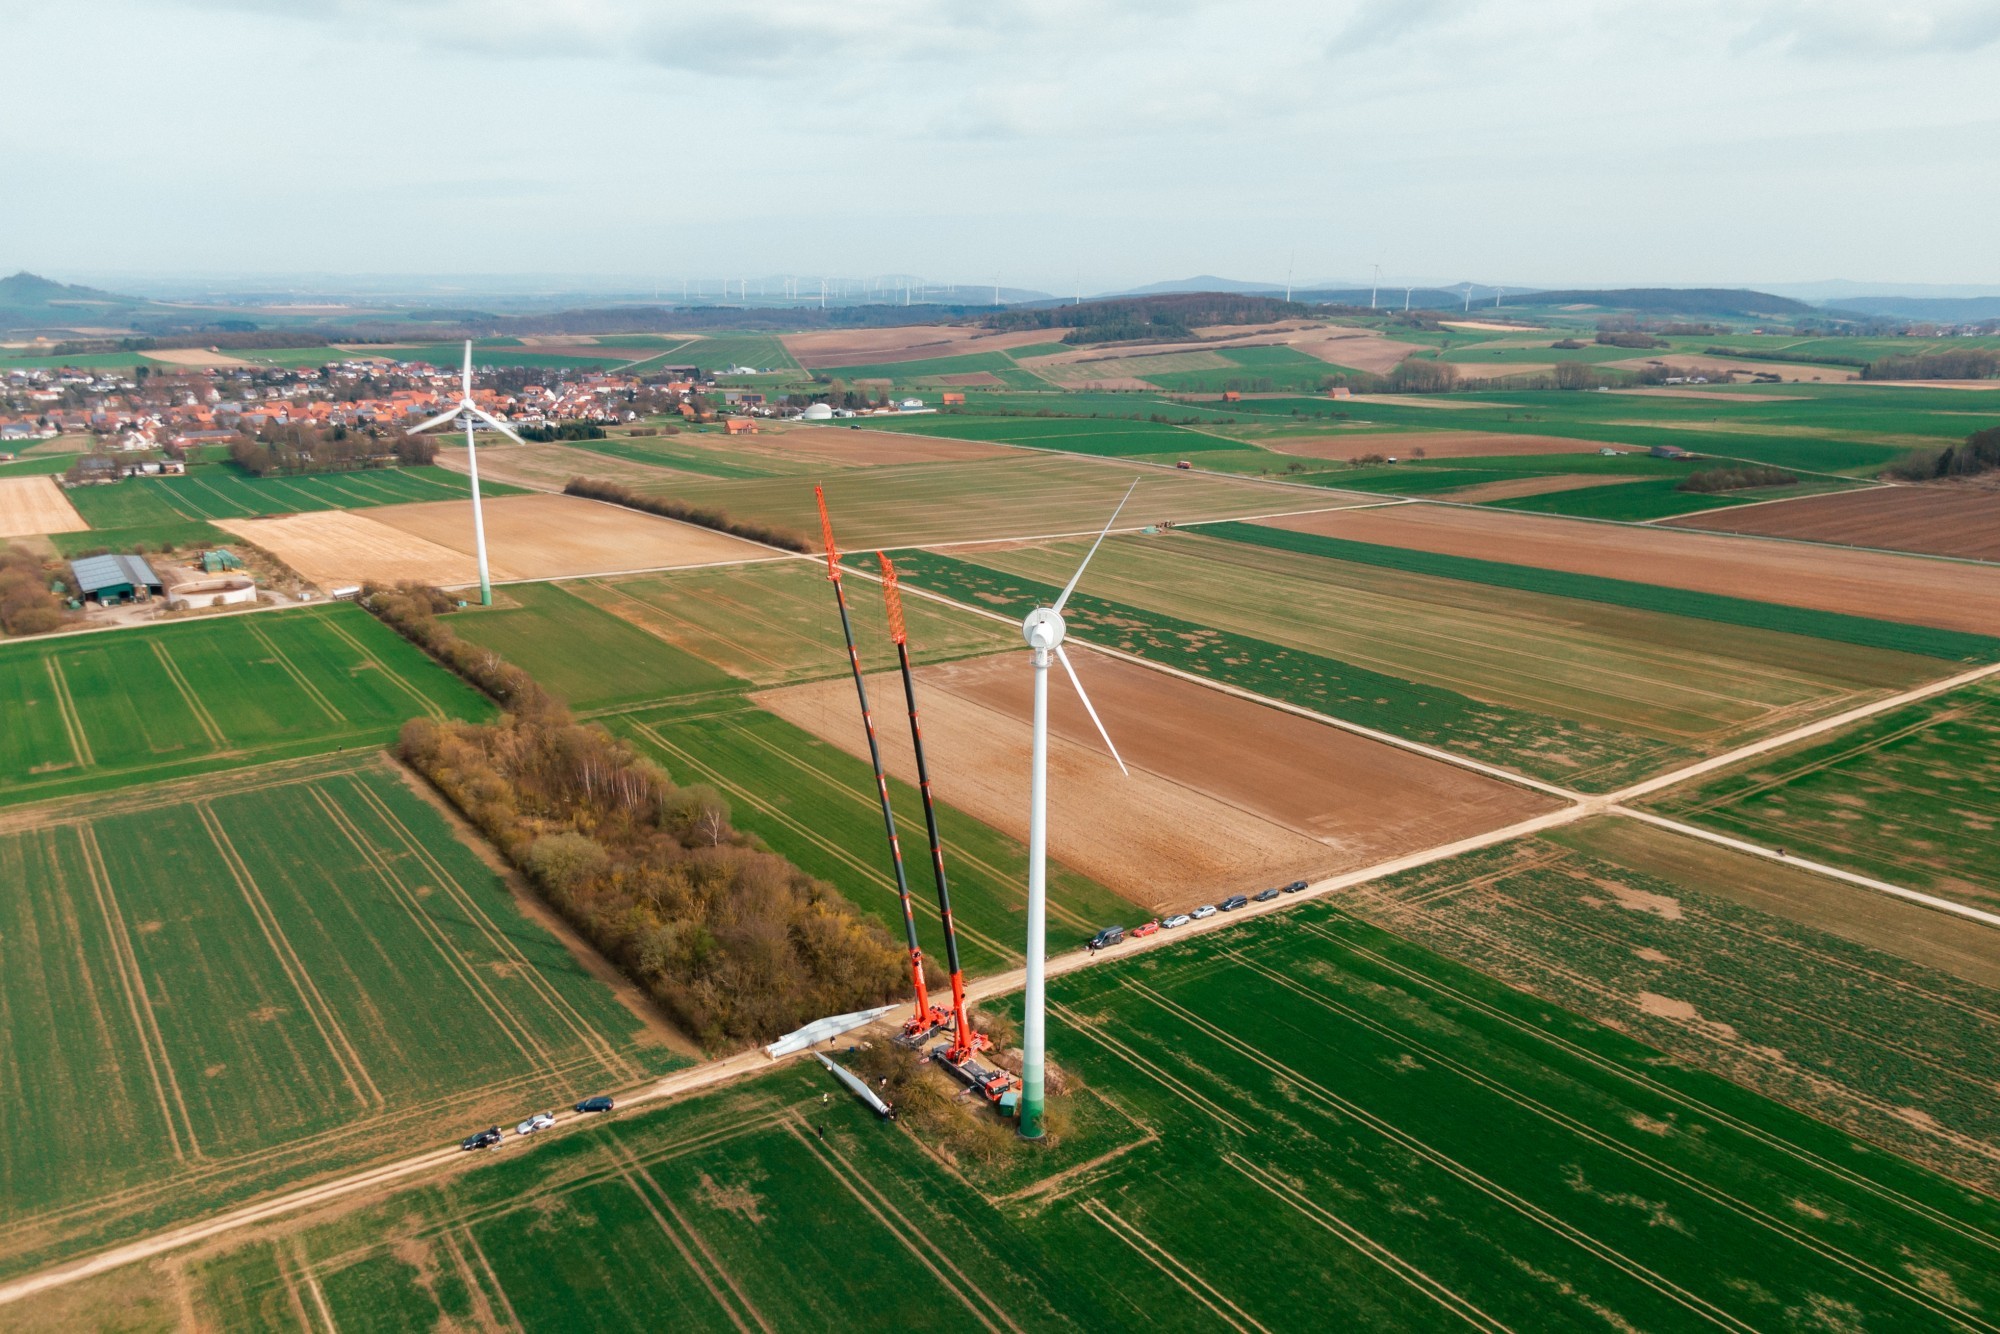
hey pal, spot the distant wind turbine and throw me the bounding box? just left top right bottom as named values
left=409, top=341, right=522, bottom=607
left=1016, top=480, right=1136, bottom=1139
left=1371, top=263, right=1382, bottom=309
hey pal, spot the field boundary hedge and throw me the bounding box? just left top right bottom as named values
left=1202, top=521, right=2000, bottom=662
left=564, top=476, right=808, bottom=549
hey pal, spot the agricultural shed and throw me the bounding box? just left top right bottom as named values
left=70, top=553, right=165, bottom=603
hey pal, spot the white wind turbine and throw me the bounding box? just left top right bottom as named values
left=409, top=341, right=522, bottom=607
left=1017, top=479, right=1136, bottom=1140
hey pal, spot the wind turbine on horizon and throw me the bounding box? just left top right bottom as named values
left=409, top=341, right=522, bottom=607
left=1016, top=480, right=1136, bottom=1139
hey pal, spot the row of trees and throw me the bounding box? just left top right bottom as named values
left=1677, top=465, right=1797, bottom=494
left=1861, top=349, right=2000, bottom=381
left=564, top=478, right=809, bottom=551
left=365, top=582, right=906, bottom=1049
left=229, top=423, right=434, bottom=476
left=0, top=545, right=66, bottom=636
left=985, top=293, right=1307, bottom=340
left=1885, top=426, right=2000, bottom=481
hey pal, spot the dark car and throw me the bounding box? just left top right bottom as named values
left=1089, top=925, right=1125, bottom=950
left=1253, top=887, right=1281, bottom=903
left=1283, top=880, right=1310, bottom=893
left=461, top=1127, right=503, bottom=1151
left=574, top=1095, right=615, bottom=1114
left=1219, top=894, right=1249, bottom=912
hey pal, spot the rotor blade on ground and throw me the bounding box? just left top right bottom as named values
left=466, top=404, right=525, bottom=444
left=1053, top=478, right=1139, bottom=614
left=1055, top=644, right=1128, bottom=776
left=408, top=407, right=461, bottom=435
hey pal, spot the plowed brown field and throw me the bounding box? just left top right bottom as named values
left=1261, top=503, right=2000, bottom=634
left=1665, top=485, right=2000, bottom=562
left=756, top=649, right=1555, bottom=909
left=0, top=476, right=87, bottom=536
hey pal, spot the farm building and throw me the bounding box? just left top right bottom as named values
left=723, top=418, right=759, bottom=435
left=70, top=553, right=165, bottom=604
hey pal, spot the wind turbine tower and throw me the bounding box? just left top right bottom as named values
left=1371, top=264, right=1381, bottom=309
left=1016, top=481, right=1136, bottom=1138
left=409, top=341, right=521, bottom=607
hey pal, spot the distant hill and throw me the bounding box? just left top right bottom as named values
left=0, top=270, right=154, bottom=332
left=1509, top=288, right=1814, bottom=319
left=985, top=291, right=1309, bottom=344
left=1112, top=275, right=1285, bottom=296
left=1825, top=295, right=2000, bottom=322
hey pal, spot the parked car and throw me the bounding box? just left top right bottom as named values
left=1131, top=919, right=1160, bottom=938
left=1162, top=913, right=1192, bottom=929
left=1219, top=894, right=1249, bottom=912
left=1192, top=904, right=1218, bottom=920
left=517, top=1112, right=555, bottom=1136
left=461, top=1127, right=503, bottom=1151
left=574, top=1095, right=615, bottom=1114
left=1089, top=925, right=1125, bottom=949
left=1253, top=887, right=1281, bottom=903
left=1283, top=880, right=1310, bottom=893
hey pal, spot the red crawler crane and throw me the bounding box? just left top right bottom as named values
left=878, top=552, right=990, bottom=1065
left=815, top=487, right=945, bottom=1039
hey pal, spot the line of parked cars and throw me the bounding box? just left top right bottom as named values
left=1088, top=880, right=1309, bottom=950
left=461, top=1094, right=616, bottom=1151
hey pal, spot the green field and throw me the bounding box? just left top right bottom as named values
left=448, top=581, right=743, bottom=713
left=50, top=519, right=227, bottom=556
left=1210, top=519, right=2000, bottom=661
left=70, top=902, right=2000, bottom=1331
left=0, top=753, right=685, bottom=1280
left=625, top=453, right=1336, bottom=549
left=1144, top=344, right=1353, bottom=392
left=869, top=412, right=1254, bottom=458
left=0, top=604, right=494, bottom=805
left=1347, top=816, right=2000, bottom=1193
left=961, top=529, right=1940, bottom=770
left=680, top=332, right=800, bottom=371
left=63, top=465, right=520, bottom=530
left=815, top=350, right=1044, bottom=386
left=565, top=559, right=1014, bottom=688
left=563, top=433, right=784, bottom=479
left=1641, top=674, right=2000, bottom=913
left=608, top=697, right=1135, bottom=975
left=1480, top=475, right=1785, bottom=520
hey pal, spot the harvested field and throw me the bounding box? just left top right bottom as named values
left=139, top=347, right=255, bottom=368
left=1267, top=430, right=1612, bottom=461
left=1607, top=353, right=1858, bottom=383
left=0, top=475, right=86, bottom=536
left=757, top=649, right=1555, bottom=909
left=1449, top=361, right=1556, bottom=380
left=1348, top=817, right=2000, bottom=1193
left=1444, top=473, right=1645, bottom=503
left=752, top=426, right=1021, bottom=467
left=226, top=493, right=771, bottom=588
left=1665, top=483, right=2000, bottom=562
left=782, top=325, right=1056, bottom=369
left=217, top=510, right=477, bottom=589
left=1262, top=501, right=2000, bottom=636
left=1442, top=320, right=1543, bottom=332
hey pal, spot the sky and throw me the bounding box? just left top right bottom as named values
left=9, top=0, right=2000, bottom=294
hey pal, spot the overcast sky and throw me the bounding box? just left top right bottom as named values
left=9, top=0, right=2000, bottom=293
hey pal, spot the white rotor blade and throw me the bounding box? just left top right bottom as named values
left=1053, top=478, right=1139, bottom=614
left=1055, top=645, right=1127, bottom=776
left=408, top=406, right=462, bottom=435
left=461, top=340, right=473, bottom=400
left=465, top=404, right=525, bottom=444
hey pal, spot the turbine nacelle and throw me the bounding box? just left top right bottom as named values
left=1022, top=606, right=1065, bottom=652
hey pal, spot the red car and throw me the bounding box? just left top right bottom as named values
left=1130, top=919, right=1161, bottom=938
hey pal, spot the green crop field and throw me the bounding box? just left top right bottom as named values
left=563, top=433, right=785, bottom=479
left=869, top=412, right=1254, bottom=457
left=448, top=581, right=743, bottom=713
left=565, top=559, right=1014, bottom=688
left=608, top=697, right=1135, bottom=975
left=1346, top=816, right=2000, bottom=1192
left=0, top=753, right=685, bottom=1280
left=962, top=529, right=1940, bottom=765
left=0, top=604, right=493, bottom=806
left=63, top=464, right=519, bottom=530
left=1144, top=344, right=1351, bottom=392
left=624, top=454, right=1334, bottom=549
left=815, top=350, right=1033, bottom=383
left=680, top=332, right=800, bottom=371
left=1482, top=475, right=1779, bottom=520
left=72, top=902, right=2000, bottom=1331
left=1640, top=674, right=2000, bottom=914
left=1209, top=520, right=2000, bottom=661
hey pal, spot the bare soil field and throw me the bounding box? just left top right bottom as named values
left=217, top=509, right=478, bottom=588
left=1448, top=362, right=1557, bottom=380
left=753, top=426, right=1020, bottom=467
left=436, top=442, right=677, bottom=491
left=1262, top=502, right=2000, bottom=635
left=0, top=476, right=87, bottom=536
left=781, top=326, right=1058, bottom=369
left=1444, top=474, right=1645, bottom=503
left=1442, top=320, right=1545, bottom=332
left=756, top=649, right=1555, bottom=908
left=1665, top=484, right=2000, bottom=562
left=139, top=347, right=255, bottom=369
left=1266, top=430, right=1610, bottom=461
left=1606, top=353, right=1858, bottom=383
left=368, top=494, right=771, bottom=579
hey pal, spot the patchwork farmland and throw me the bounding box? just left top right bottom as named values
left=22, top=908, right=2000, bottom=1331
